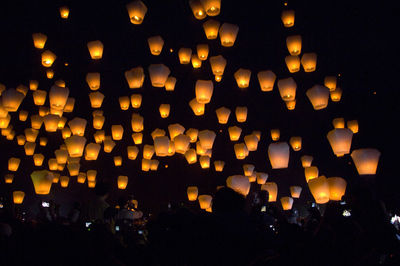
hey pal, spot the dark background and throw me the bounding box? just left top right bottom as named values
left=0, top=0, right=398, bottom=216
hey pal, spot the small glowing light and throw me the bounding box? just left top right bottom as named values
left=198, top=11, right=203, bottom=16
left=65, top=62, right=69, bottom=66
left=134, top=15, right=140, bottom=21
left=170, top=48, right=173, bottom=53
left=219, top=130, right=222, bottom=133
left=373, top=91, right=376, bottom=95
left=284, top=2, right=288, bottom=6
left=165, top=164, right=168, bottom=168
left=338, top=73, right=341, bottom=77
left=210, top=6, right=216, bottom=11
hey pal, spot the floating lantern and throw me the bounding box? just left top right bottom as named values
left=198, top=194, right=212, bottom=209
left=199, top=155, right=210, bottom=168
left=86, top=73, right=100, bottom=91
left=118, top=176, right=128, bottom=189
left=219, top=23, right=239, bottom=47
left=55, top=149, right=68, bottom=164
left=234, top=143, right=248, bottom=159
left=41, top=50, right=56, bottom=67
left=24, top=142, right=36, bottom=156
left=60, top=176, right=70, bottom=188
left=196, top=44, right=209, bottom=60
left=89, top=92, right=105, bottom=108
left=125, top=67, right=145, bottom=88
left=132, top=133, right=143, bottom=144
left=48, top=159, right=58, bottom=171
left=289, top=136, right=302, bottom=151
left=148, top=64, right=170, bottom=87
left=185, top=149, right=197, bottom=164
left=187, top=186, right=199, bottom=201
left=111, top=125, right=124, bottom=140
left=64, top=98, right=75, bottom=113
left=16, top=85, right=28, bottom=96
left=270, top=129, right=280, bottom=141
left=174, top=134, right=191, bottom=154
left=256, top=172, right=268, bottom=184
left=84, top=143, right=101, bottom=160
left=200, top=0, right=221, bottom=16
left=268, top=142, right=290, bottom=169
left=243, top=164, right=255, bottom=177
left=88, top=180, right=96, bottom=188
left=226, top=175, right=250, bottom=196
left=178, top=48, right=192, bottom=64
left=29, top=80, right=39, bottom=91
left=93, top=130, right=105, bottom=143
left=126, top=0, right=147, bottom=24
left=277, top=77, right=296, bottom=101
left=195, top=80, right=213, bottom=104
left=189, top=98, right=205, bottom=116
left=87, top=40, right=104, bottom=59
left=8, top=157, right=21, bottom=171
left=215, top=107, right=230, bottom=124
left=301, top=155, right=313, bottom=168
left=168, top=123, right=185, bottom=140
left=67, top=163, right=80, bottom=176
left=143, top=145, right=155, bottom=159
left=0, top=114, right=11, bottom=129
left=306, top=85, right=330, bottom=110
left=235, top=106, right=247, bottom=122
left=32, top=33, right=47, bottom=49
left=214, top=160, right=225, bottom=171
left=154, top=136, right=170, bottom=157
left=209, top=55, right=226, bottom=76
left=185, top=128, right=199, bottom=143
left=330, top=88, right=342, bottom=102
left=141, top=158, right=151, bottom=171
left=4, top=174, right=14, bottom=184
left=191, top=55, right=202, bottom=68
left=332, top=118, right=345, bottom=129
left=281, top=197, right=294, bottom=210
left=286, top=35, right=302, bottom=55
left=13, top=191, right=25, bottom=204
left=165, top=76, right=177, bottom=91
left=30, top=170, right=53, bottom=195
left=87, top=170, right=97, bottom=182
left=59, top=6, right=69, bottom=19
left=234, top=68, right=251, bottom=88
left=203, top=19, right=220, bottom=39
left=77, top=172, right=86, bottom=184
left=2, top=89, right=25, bottom=112
left=196, top=141, right=207, bottom=155
left=301, top=53, right=317, bottom=72
left=290, top=186, right=302, bottom=198
left=305, top=166, right=319, bottom=182
left=127, top=146, right=139, bottom=160
left=151, top=128, right=166, bottom=140
left=114, top=156, right=122, bottom=166
left=261, top=182, right=278, bottom=202
left=347, top=120, right=359, bottom=133
left=198, top=130, right=216, bottom=150
left=324, top=76, right=337, bottom=91
left=159, top=104, right=171, bottom=118
left=281, top=10, right=295, bottom=27
left=19, top=110, right=28, bottom=121
left=147, top=36, right=164, bottom=55
left=327, top=177, right=347, bottom=201
left=351, top=148, right=381, bottom=175
left=327, top=128, right=353, bottom=156
left=93, top=115, right=105, bottom=130
left=308, top=176, right=330, bottom=204
left=228, top=126, right=242, bottom=141
left=103, top=138, right=116, bottom=153
left=285, top=55, right=300, bottom=73
left=131, top=113, right=144, bottom=132
left=17, top=135, right=26, bottom=145
left=130, top=94, right=142, bottom=108
left=38, top=107, right=49, bottom=116
left=119, top=96, right=130, bottom=110
left=43, top=114, right=60, bottom=132
left=30, top=115, right=43, bottom=130
left=65, top=135, right=86, bottom=157
left=189, top=0, right=206, bottom=19
left=46, top=69, right=54, bottom=79
left=68, top=117, right=87, bottom=136
left=243, top=134, right=258, bottom=151
left=49, top=85, right=69, bottom=110
left=257, top=70, right=276, bottom=92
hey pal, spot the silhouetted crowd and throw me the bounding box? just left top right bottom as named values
left=1, top=183, right=399, bottom=266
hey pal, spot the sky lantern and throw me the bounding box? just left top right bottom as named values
left=281, top=10, right=295, bottom=27
left=130, top=94, right=142, bottom=108
left=199, top=155, right=210, bottom=168
left=29, top=80, right=39, bottom=91
left=84, top=143, right=101, bottom=160
left=46, top=69, right=54, bottom=79
left=43, top=114, right=60, bottom=132
left=347, top=120, right=359, bottom=133
left=94, top=130, right=105, bottom=143
left=289, top=136, right=302, bottom=151
left=114, top=156, right=123, bottom=166
left=165, top=76, right=177, bottom=91
left=142, top=158, right=151, bottom=171
left=268, top=142, right=290, bottom=169
left=64, top=98, right=75, bottom=112
left=87, top=170, right=97, bottom=182
left=167, top=124, right=185, bottom=140
left=196, top=141, right=207, bottom=155
left=93, top=115, right=105, bottom=130
left=154, top=136, right=170, bottom=156
left=306, top=85, right=330, bottom=110
left=219, top=23, right=239, bottom=47
left=286, top=35, right=302, bottom=55
left=324, top=76, right=337, bottom=91
left=195, top=80, right=213, bottom=104
left=89, top=91, right=105, bottom=108
left=290, top=186, right=302, bottom=198
left=287, top=100, right=296, bottom=111
left=235, top=106, right=248, bottom=122
left=187, top=186, right=199, bottom=201
left=203, top=19, right=220, bottom=39
left=2, top=89, right=25, bottom=112
left=151, top=128, right=166, bottom=140
left=8, top=157, right=21, bottom=171
left=13, top=191, right=25, bottom=204
left=308, top=176, right=330, bottom=204
left=198, top=130, right=216, bottom=150
left=48, top=158, right=58, bottom=171
left=126, top=0, right=147, bottom=24
left=174, top=134, right=191, bottom=154
left=256, top=172, right=268, bottom=184
left=131, top=113, right=144, bottom=132
left=191, top=54, right=202, bottom=68
left=234, top=143, right=248, bottom=159
left=198, top=194, right=212, bottom=209
left=228, top=126, right=242, bottom=141
left=186, top=128, right=199, bottom=143
left=58, top=117, right=67, bottom=130
left=148, top=64, right=170, bottom=87
left=301, top=155, right=313, bottom=168
left=54, top=80, right=66, bottom=88
left=327, top=128, right=353, bottom=156
left=125, top=67, right=145, bottom=88
left=59, top=6, right=69, bottom=19
left=244, top=134, right=258, bottom=151
left=77, top=172, right=86, bottom=184
left=159, top=104, right=171, bottom=118
left=38, top=107, right=49, bottom=117
left=16, top=85, right=28, bottom=96
left=55, top=149, right=68, bottom=164
left=41, top=50, right=56, bottom=67
left=261, top=182, right=278, bottom=202
left=178, top=48, right=192, bottom=64
left=32, top=33, right=47, bottom=49
left=86, top=72, right=100, bottom=91
left=168, top=141, right=176, bottom=156
left=19, top=110, right=28, bottom=121
left=330, top=88, right=343, bottom=102
left=243, top=164, right=255, bottom=177
left=196, top=44, right=209, bottom=60
left=305, top=166, right=319, bottom=182
left=132, top=133, right=143, bottom=144
left=226, top=175, right=250, bottom=196
left=234, top=68, right=251, bottom=88
left=87, top=40, right=104, bottom=59
left=189, top=98, right=205, bottom=116
left=30, top=170, right=53, bottom=195
left=209, top=55, right=227, bottom=77
left=189, top=0, right=206, bottom=19
left=200, top=0, right=221, bottom=16
left=143, top=145, right=155, bottom=159
left=185, top=149, right=197, bottom=164
left=68, top=117, right=87, bottom=136
left=332, top=118, right=345, bottom=129
left=280, top=197, right=294, bottom=210
left=277, top=77, right=296, bottom=102
left=111, top=125, right=124, bottom=140
left=301, top=53, right=317, bottom=72
left=0, top=114, right=11, bottom=129
left=119, top=96, right=130, bottom=110
left=147, top=35, right=164, bottom=55
left=49, top=85, right=69, bottom=110
left=118, top=176, right=128, bottom=189
left=270, top=129, right=280, bottom=141
left=215, top=107, right=230, bottom=124
left=16, top=135, right=26, bottom=145
left=127, top=146, right=139, bottom=160
left=285, top=55, right=300, bottom=73
left=67, top=162, right=80, bottom=176
left=88, top=180, right=96, bottom=188
left=351, top=148, right=381, bottom=175
left=327, top=177, right=347, bottom=201
left=103, top=138, right=116, bottom=153
left=65, top=135, right=86, bottom=157
left=257, top=70, right=276, bottom=92
left=60, top=176, right=70, bottom=188
left=214, top=160, right=225, bottom=172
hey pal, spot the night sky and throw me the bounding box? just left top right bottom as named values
left=0, top=0, right=398, bottom=215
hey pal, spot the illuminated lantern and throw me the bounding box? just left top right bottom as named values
left=65, top=136, right=86, bottom=157
left=191, top=55, right=202, bottom=68
left=38, top=107, right=49, bottom=116
left=243, top=164, right=255, bottom=176
left=332, top=118, right=345, bottom=129
left=174, top=134, right=191, bottom=154
left=126, top=0, right=147, bottom=24
left=29, top=80, right=39, bottom=91
left=268, top=142, right=290, bottom=169
left=168, top=142, right=176, bottom=156
left=25, top=128, right=39, bottom=142
left=24, top=142, right=36, bottom=156
left=209, top=55, right=227, bottom=76
left=147, top=36, right=164, bottom=55
left=13, top=191, right=25, bottom=204
left=88, top=180, right=96, bottom=188
left=57, top=164, right=65, bottom=172
left=86, top=73, right=100, bottom=91
left=68, top=117, right=87, bottom=136
left=4, top=174, right=14, bottom=184
left=151, top=128, right=166, bottom=140
left=234, top=143, right=248, bottom=159
left=257, top=70, right=276, bottom=92
left=178, top=48, right=192, bottom=64
left=234, top=69, right=251, bottom=88
left=203, top=19, right=220, bottom=39
left=48, top=159, right=58, bottom=171
left=187, top=186, right=199, bottom=201
left=87, top=40, right=104, bottom=59
left=132, top=133, right=143, bottom=144
left=117, top=176, right=128, bottom=189
left=94, top=130, right=105, bottom=143
left=89, top=92, right=105, bottom=108
left=130, top=94, right=142, bottom=108
left=306, top=85, right=330, bottom=110
left=330, top=88, right=342, bottom=102
left=215, top=107, right=230, bottom=124
left=114, top=156, right=122, bottom=166
left=235, top=106, right=247, bottom=122
left=214, top=160, right=225, bottom=172
left=228, top=126, right=242, bottom=141
left=165, top=76, right=177, bottom=91
left=351, top=148, right=381, bottom=175
left=32, top=33, right=47, bottom=49
left=41, top=50, right=56, bottom=67
left=189, top=0, right=206, bottom=19
left=256, top=172, right=268, bottom=185
left=87, top=170, right=97, bottom=182
left=6, top=130, right=15, bottom=140
left=0, top=114, right=11, bottom=129
left=43, top=114, right=59, bottom=132
left=261, top=182, right=278, bottom=202
left=57, top=117, right=67, bottom=130
left=277, top=77, right=296, bottom=102
left=93, top=115, right=105, bottom=130
left=185, top=149, right=197, bottom=164
left=301, top=53, right=317, bottom=72
left=200, top=0, right=221, bottom=16
left=60, top=176, right=70, bottom=188
left=17, top=135, right=26, bottom=145
left=141, top=158, right=151, bottom=171
left=131, top=113, right=144, bottom=132
left=159, top=104, right=171, bottom=118
left=52, top=173, right=60, bottom=183
left=119, top=96, right=130, bottom=110
left=198, top=194, right=212, bottom=209
left=16, top=85, right=28, bottom=96
left=55, top=80, right=66, bottom=87
left=59, top=6, right=69, bottom=19
left=281, top=10, right=295, bottom=27
left=290, top=186, right=302, bottom=198
left=84, top=143, right=101, bottom=160
left=19, top=110, right=28, bottom=121
left=148, top=64, right=170, bottom=87
left=198, top=130, right=216, bottom=150
left=199, top=155, right=210, bottom=168
left=67, top=163, right=80, bottom=176
left=154, top=136, right=170, bottom=157
left=286, top=35, right=301, bottom=55
left=196, top=44, right=209, bottom=60
left=289, top=136, right=302, bottom=151
left=39, top=137, right=48, bottom=146
left=50, top=107, right=63, bottom=117
left=285, top=55, right=300, bottom=73
left=8, top=158, right=20, bottom=171
left=2, top=125, right=12, bottom=136
left=168, top=124, right=185, bottom=140
left=324, top=76, right=337, bottom=91
left=30, top=170, right=54, bottom=195
left=103, top=138, right=116, bottom=153
left=195, top=80, right=213, bottom=104
left=226, top=175, right=250, bottom=196
left=308, top=176, right=330, bottom=204
left=327, top=177, right=347, bottom=201
left=55, top=149, right=68, bottom=164
left=64, top=98, right=75, bottom=113
left=111, top=125, right=124, bottom=141
left=327, top=128, right=353, bottom=156
left=77, top=172, right=86, bottom=183
left=305, top=166, right=319, bottom=182
left=219, top=23, right=239, bottom=47
left=347, top=120, right=359, bottom=133
left=280, top=197, right=294, bottom=210
left=46, top=69, right=54, bottom=79
left=49, top=85, right=69, bottom=110
left=186, top=128, right=199, bottom=143
left=125, top=67, right=145, bottom=89
left=143, top=145, right=155, bottom=159
left=2, top=89, right=25, bottom=112
left=270, top=129, right=280, bottom=141
left=127, top=146, right=139, bottom=160
left=301, top=155, right=313, bottom=168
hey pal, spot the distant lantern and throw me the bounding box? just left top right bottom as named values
left=84, top=143, right=101, bottom=160
left=189, top=0, right=206, bottom=19
left=244, top=134, right=259, bottom=151
left=131, top=113, right=144, bottom=132
left=49, top=85, right=69, bottom=110
left=88, top=180, right=96, bottom=188
left=55, top=149, right=68, bottom=164
left=65, top=135, right=86, bottom=157
left=77, top=172, right=86, bottom=184
left=130, top=94, right=142, bottom=108
left=174, top=134, right=191, bottom=154
left=127, top=146, right=139, bottom=160
left=277, top=77, right=296, bottom=102
left=94, top=130, right=105, bottom=143
left=19, top=110, right=28, bottom=121
left=0, top=114, right=11, bottom=129
left=228, top=126, right=242, bottom=141
left=199, top=155, right=210, bottom=169
left=301, top=53, right=317, bottom=72
left=86, top=72, right=100, bottom=91
left=30, top=170, right=53, bottom=195
left=32, top=33, right=47, bottom=49
left=215, top=107, right=230, bottom=124
left=327, top=128, right=353, bottom=156
left=268, top=142, right=290, bottom=169
left=198, top=194, right=212, bottom=209
left=165, top=76, right=177, bottom=91
left=289, top=136, right=302, bottom=151
left=189, top=98, right=205, bottom=116
left=147, top=36, right=164, bottom=55
left=219, top=23, right=239, bottom=47
left=60, top=176, right=70, bottom=188
left=281, top=10, right=295, bottom=27
left=256, top=172, right=268, bottom=184
left=46, top=69, right=54, bottom=79
left=24, top=142, right=36, bottom=156
left=185, top=149, right=197, bottom=164
left=4, top=174, right=14, bottom=184
left=214, top=160, right=225, bottom=171
left=118, top=176, right=128, bottom=189
left=125, top=67, right=145, bottom=88
left=191, top=55, right=202, bottom=68
left=257, top=70, right=276, bottom=92
left=119, top=96, right=130, bottom=110
left=209, top=55, right=227, bottom=76
left=93, top=115, right=105, bottom=130
left=187, top=186, right=199, bottom=201
left=286, top=35, right=302, bottom=55
left=159, top=104, right=171, bottom=118
left=64, top=98, right=75, bottom=112
left=67, top=162, right=80, bottom=176
left=234, top=143, right=248, bottom=160
left=301, top=155, right=313, bottom=168
left=132, top=133, right=143, bottom=144
left=306, top=85, right=330, bottom=110
left=234, top=68, right=251, bottom=88
left=89, top=91, right=105, bottom=108
left=142, top=158, right=151, bottom=171
left=43, top=114, right=60, bottom=132
left=270, top=129, right=280, bottom=141
left=8, top=157, right=21, bottom=171
left=40, top=137, right=48, bottom=146
left=148, top=64, right=170, bottom=87
left=308, top=176, right=330, bottom=204
left=198, top=130, right=216, bottom=150
left=17, top=135, right=26, bottom=145
left=290, top=186, right=302, bottom=198
left=154, top=136, right=170, bottom=157
left=197, top=44, right=209, bottom=60
left=305, top=166, right=319, bottom=182
left=243, top=164, right=255, bottom=177
left=114, top=156, right=123, bottom=166
left=186, top=128, right=199, bottom=143
left=29, top=80, right=39, bottom=91
left=59, top=6, right=69, bottom=19
left=48, top=158, right=58, bottom=171
left=126, top=0, right=147, bottom=24
left=13, top=191, right=25, bottom=204
left=103, top=138, right=116, bottom=153
left=143, top=145, right=155, bottom=159
left=30, top=115, right=43, bottom=130
left=261, top=182, right=278, bottom=202
left=203, top=19, right=220, bottom=39
left=235, top=106, right=248, bottom=122
left=200, top=0, right=221, bottom=16
left=351, top=148, right=381, bottom=175
left=285, top=55, right=300, bottom=73
left=196, top=141, right=207, bottom=155
left=68, top=117, right=87, bottom=136
left=41, top=50, right=56, bottom=67
left=178, top=48, right=192, bottom=64
left=2, top=89, right=25, bottom=112
left=87, top=170, right=97, bottom=182
left=280, top=197, right=294, bottom=210
left=111, top=125, right=124, bottom=141
left=327, top=177, right=347, bottom=201
left=24, top=128, right=39, bottom=142
left=347, top=120, right=359, bottom=134
left=332, top=118, right=345, bottom=129
left=195, top=80, right=213, bottom=104
left=151, top=128, right=166, bottom=140
left=87, top=40, right=104, bottom=60
left=324, top=76, right=337, bottom=91
left=330, top=88, right=342, bottom=102
left=227, top=175, right=250, bottom=196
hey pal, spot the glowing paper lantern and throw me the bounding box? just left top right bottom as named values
left=103, top=138, right=116, bottom=153
left=256, top=172, right=268, bottom=184
left=33, top=154, right=45, bottom=167
left=132, top=133, right=143, bottom=144
left=281, top=10, right=295, bottom=27
left=301, top=53, right=317, bottom=72
left=200, top=0, right=221, bottom=16
left=111, top=125, right=124, bottom=141
left=199, top=155, right=210, bottom=169
left=188, top=98, right=204, bottom=116
left=77, top=172, right=86, bottom=183
left=330, top=88, right=342, bottom=102
left=198, top=195, right=212, bottom=209
left=185, top=149, right=197, bottom=164
left=154, top=136, right=170, bottom=157
left=59, top=6, right=69, bottom=19
left=203, top=19, right=220, bottom=39
left=226, top=175, right=250, bottom=196
left=0, top=114, right=11, bottom=129
left=228, top=126, right=242, bottom=141
left=195, top=80, right=213, bottom=104
left=29, top=80, right=39, bottom=91
left=189, top=0, right=206, bottom=19
left=16, top=135, right=26, bottom=145
left=234, top=68, right=251, bottom=88
left=40, top=137, right=47, bottom=146
left=280, top=197, right=294, bottom=210
left=8, top=157, right=21, bottom=171
left=285, top=55, right=300, bottom=73
left=25, top=128, right=39, bottom=142
left=4, top=174, right=14, bottom=184
left=94, top=130, right=105, bottom=143
left=214, top=160, right=225, bottom=172
left=186, top=128, right=199, bottom=143
left=143, top=145, right=155, bottom=159
left=60, top=176, right=70, bottom=188
left=286, top=35, right=302, bottom=55
left=125, top=67, right=145, bottom=89
left=215, top=107, right=230, bottom=124
left=235, top=106, right=247, bottom=122
left=55, top=149, right=68, bottom=165
left=46, top=69, right=54, bottom=79
left=159, top=104, right=170, bottom=118
left=68, top=117, right=87, bottom=136
left=301, top=155, right=313, bottom=168
left=219, top=23, right=239, bottom=47
left=351, top=148, right=381, bottom=175
left=87, top=40, right=104, bottom=60
left=327, top=177, right=347, bottom=201
left=141, top=159, right=151, bottom=171
left=324, top=76, right=337, bottom=91
left=147, top=36, right=164, bottom=55
left=131, top=113, right=144, bottom=132
left=151, top=128, right=166, bottom=140
left=173, top=134, right=190, bottom=154
left=84, top=143, right=101, bottom=160
left=178, top=48, right=192, bottom=64
left=209, top=55, right=226, bottom=76
left=305, top=166, right=319, bottom=182
left=187, top=186, right=199, bottom=201
left=261, top=182, right=278, bottom=202
left=347, top=120, right=359, bottom=134
left=64, top=98, right=75, bottom=113
left=126, top=0, right=147, bottom=24
left=148, top=64, right=170, bottom=87
left=1, top=89, right=25, bottom=112
left=197, top=44, right=209, bottom=60
left=198, top=130, right=216, bottom=150
left=327, top=128, right=353, bottom=156
left=49, top=85, right=69, bottom=110
left=93, top=115, right=105, bottom=130
left=41, top=50, right=56, bottom=67
left=65, top=136, right=86, bottom=157
left=289, top=136, right=302, bottom=151
left=119, top=96, right=130, bottom=110
left=234, top=143, right=248, bottom=160
left=165, top=76, right=177, bottom=91
left=127, top=146, right=139, bottom=160
left=86, top=73, right=100, bottom=91
left=30, top=170, right=54, bottom=195
left=257, top=70, right=276, bottom=92
left=130, top=94, right=142, bottom=108
left=270, top=129, right=280, bottom=141
left=168, top=124, right=185, bottom=140
left=43, top=114, right=59, bottom=132
left=117, top=176, right=128, bottom=189
left=308, top=176, right=330, bottom=204
left=114, top=156, right=122, bottom=166
left=89, top=92, right=105, bottom=108
left=277, top=77, right=296, bottom=102
left=13, top=191, right=25, bottom=204
left=48, top=159, right=58, bottom=171
left=306, top=85, right=330, bottom=110
left=243, top=164, right=255, bottom=177
left=290, top=186, right=302, bottom=198
left=67, top=163, right=80, bottom=176
left=268, top=142, right=290, bottom=169
left=32, top=33, right=47, bottom=49
left=87, top=170, right=97, bottom=182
